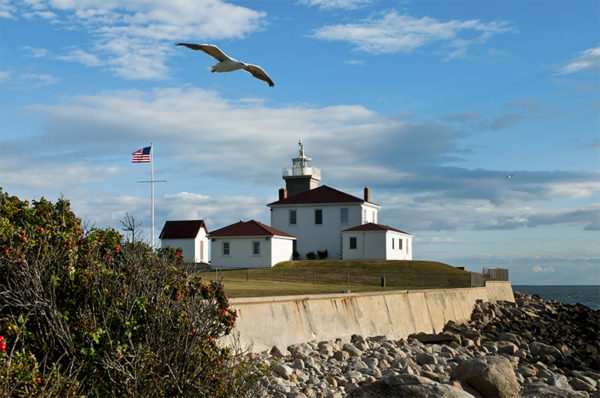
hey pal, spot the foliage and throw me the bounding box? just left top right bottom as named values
left=0, top=188, right=267, bottom=397
left=292, top=250, right=300, bottom=261
left=317, top=250, right=328, bottom=260
left=305, top=251, right=316, bottom=260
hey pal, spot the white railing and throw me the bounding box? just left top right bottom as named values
left=282, top=167, right=321, bottom=178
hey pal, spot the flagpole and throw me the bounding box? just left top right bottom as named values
left=151, top=142, right=155, bottom=248
left=135, top=144, right=166, bottom=249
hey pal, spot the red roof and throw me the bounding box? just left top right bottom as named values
left=268, top=185, right=371, bottom=206
left=159, top=220, right=207, bottom=239
left=209, top=220, right=296, bottom=238
left=343, top=222, right=411, bottom=235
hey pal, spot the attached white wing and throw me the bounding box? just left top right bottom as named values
left=177, top=43, right=230, bottom=62
left=243, top=63, right=275, bottom=87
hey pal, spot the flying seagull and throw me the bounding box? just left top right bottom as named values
left=504, top=174, right=513, bottom=181
left=177, top=43, right=274, bottom=87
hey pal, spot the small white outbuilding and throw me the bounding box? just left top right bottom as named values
left=342, top=223, right=413, bottom=260
left=209, top=220, right=296, bottom=269
left=159, top=220, right=209, bottom=263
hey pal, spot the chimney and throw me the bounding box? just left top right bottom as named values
left=364, top=186, right=370, bottom=202
left=279, top=188, right=287, bottom=201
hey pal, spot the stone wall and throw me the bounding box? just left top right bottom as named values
left=228, top=281, right=514, bottom=352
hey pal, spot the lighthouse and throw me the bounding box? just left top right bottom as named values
left=282, top=139, right=321, bottom=197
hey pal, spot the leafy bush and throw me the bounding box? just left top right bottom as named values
left=317, top=250, right=328, bottom=260
left=305, top=251, right=316, bottom=260
left=292, top=250, right=300, bottom=260
left=0, top=188, right=266, bottom=397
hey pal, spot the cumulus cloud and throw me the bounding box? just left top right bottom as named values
left=556, top=46, right=600, bottom=75
left=310, top=10, right=515, bottom=57
left=298, top=0, right=372, bottom=9
left=1, top=86, right=596, bottom=236
left=533, top=265, right=554, bottom=273
left=6, top=0, right=267, bottom=79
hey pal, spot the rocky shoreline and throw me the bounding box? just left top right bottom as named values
left=256, top=291, right=600, bottom=397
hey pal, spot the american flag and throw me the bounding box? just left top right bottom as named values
left=132, top=146, right=151, bottom=163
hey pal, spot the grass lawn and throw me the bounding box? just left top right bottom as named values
left=201, top=260, right=472, bottom=298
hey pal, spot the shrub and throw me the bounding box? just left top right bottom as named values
left=292, top=250, right=300, bottom=260
left=317, top=250, right=328, bottom=260
left=0, top=188, right=266, bottom=397
left=306, top=251, right=316, bottom=260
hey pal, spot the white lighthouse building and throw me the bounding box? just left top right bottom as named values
left=268, top=141, right=411, bottom=260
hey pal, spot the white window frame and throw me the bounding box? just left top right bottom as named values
left=252, top=241, right=260, bottom=256
left=340, top=208, right=348, bottom=225
left=222, top=241, right=230, bottom=256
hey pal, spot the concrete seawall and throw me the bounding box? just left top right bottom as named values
left=229, top=281, right=514, bottom=352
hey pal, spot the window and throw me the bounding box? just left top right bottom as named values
left=315, top=209, right=323, bottom=225
left=340, top=208, right=348, bottom=225
left=222, top=241, right=230, bottom=256
left=349, top=237, right=357, bottom=249
left=252, top=241, right=260, bottom=256
left=289, top=210, right=297, bottom=225
left=399, top=239, right=403, bottom=250
left=392, top=238, right=394, bottom=249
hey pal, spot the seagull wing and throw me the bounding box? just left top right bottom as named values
left=243, top=64, right=275, bottom=87
left=176, top=43, right=231, bottom=62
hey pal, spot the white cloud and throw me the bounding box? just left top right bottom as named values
left=20, top=72, right=59, bottom=87
left=533, top=265, right=554, bottom=273
left=0, top=70, right=10, bottom=83
left=298, top=0, right=372, bottom=9
left=9, top=0, right=268, bottom=79
left=3, top=87, right=598, bottom=235
left=0, top=0, right=16, bottom=18
left=556, top=47, right=600, bottom=75
left=22, top=46, right=50, bottom=58
left=311, top=10, right=515, bottom=56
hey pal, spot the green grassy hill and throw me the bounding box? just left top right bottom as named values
left=213, top=260, right=471, bottom=298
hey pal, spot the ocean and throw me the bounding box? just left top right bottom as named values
left=512, top=285, right=600, bottom=310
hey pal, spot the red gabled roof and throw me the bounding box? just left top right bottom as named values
left=159, top=220, right=207, bottom=239
left=268, top=185, right=369, bottom=206
left=209, top=220, right=296, bottom=238
left=343, top=222, right=411, bottom=235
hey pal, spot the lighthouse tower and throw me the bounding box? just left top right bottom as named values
left=282, top=140, right=321, bottom=197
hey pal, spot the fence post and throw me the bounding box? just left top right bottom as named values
left=421, top=273, right=424, bottom=288
left=215, top=268, right=218, bottom=281
left=347, top=272, right=350, bottom=292
left=280, top=269, right=282, bottom=283
left=246, top=268, right=249, bottom=282
left=314, top=271, right=317, bottom=284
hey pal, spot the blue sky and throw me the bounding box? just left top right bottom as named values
left=1, top=0, right=598, bottom=285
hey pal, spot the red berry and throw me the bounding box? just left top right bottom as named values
left=38, top=227, right=44, bottom=233
left=36, top=378, right=41, bottom=384
left=115, top=246, right=120, bottom=252
left=21, top=237, right=28, bottom=243
left=67, top=241, right=71, bottom=246
left=3, top=249, right=8, bottom=254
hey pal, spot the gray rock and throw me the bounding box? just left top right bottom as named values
left=271, top=345, right=287, bottom=358
left=451, top=355, right=520, bottom=398
left=293, top=358, right=305, bottom=370
left=529, top=342, right=564, bottom=361
left=518, top=384, right=589, bottom=397
left=416, top=352, right=438, bottom=366
left=347, top=374, right=475, bottom=398
left=570, top=377, right=596, bottom=393
left=273, top=363, right=294, bottom=380
left=343, top=342, right=363, bottom=357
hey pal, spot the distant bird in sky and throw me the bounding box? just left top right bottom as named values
left=176, top=43, right=274, bottom=87
left=505, top=174, right=513, bottom=181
